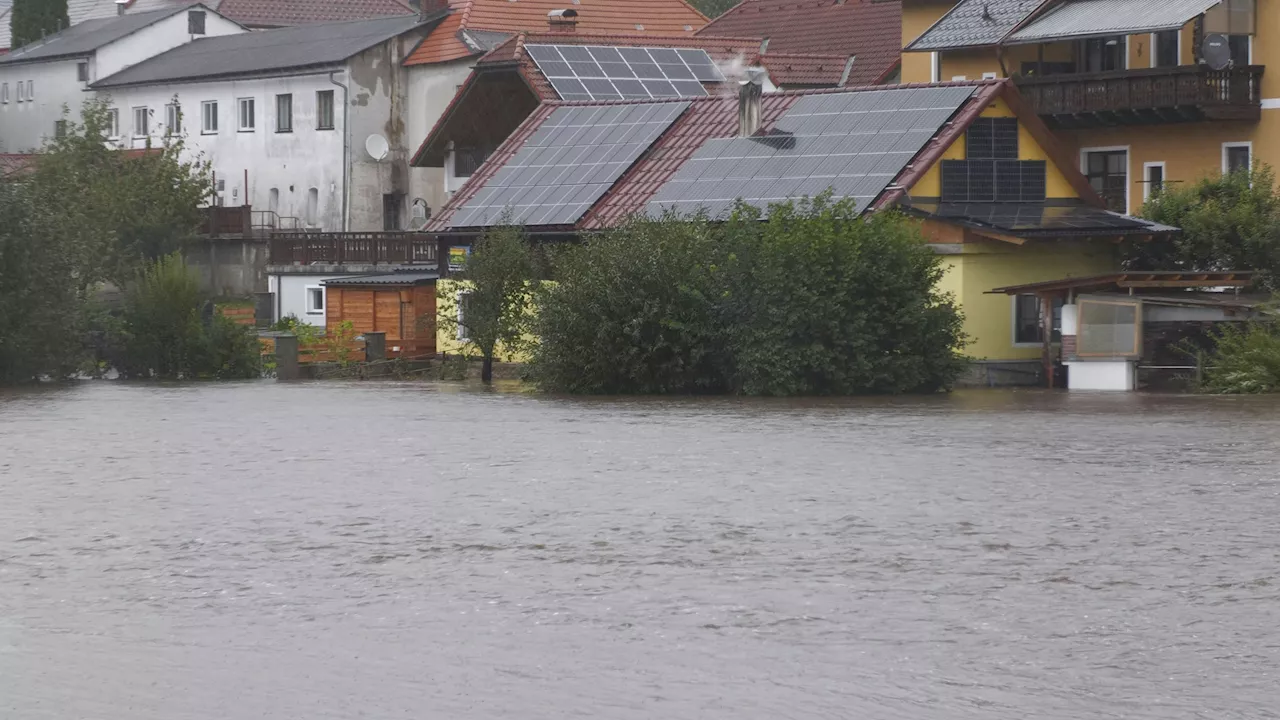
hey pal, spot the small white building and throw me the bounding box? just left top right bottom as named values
left=0, top=5, right=243, bottom=152
left=89, top=11, right=446, bottom=233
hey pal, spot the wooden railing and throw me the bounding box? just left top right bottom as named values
left=1014, top=65, right=1263, bottom=127
left=268, top=232, right=438, bottom=266
left=202, top=205, right=251, bottom=236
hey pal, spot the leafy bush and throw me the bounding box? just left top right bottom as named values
left=528, top=198, right=967, bottom=395
left=107, top=253, right=260, bottom=379
left=1135, top=166, right=1280, bottom=290
left=1197, top=320, right=1280, bottom=394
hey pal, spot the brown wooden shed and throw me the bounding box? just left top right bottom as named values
left=322, top=272, right=438, bottom=358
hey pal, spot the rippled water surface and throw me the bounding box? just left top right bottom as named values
left=2, top=382, right=1280, bottom=719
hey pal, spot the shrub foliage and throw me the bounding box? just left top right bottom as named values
left=529, top=198, right=967, bottom=395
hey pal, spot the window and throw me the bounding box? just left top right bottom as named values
left=1081, top=36, right=1125, bottom=72
left=1077, top=297, right=1141, bottom=358
left=306, top=187, right=319, bottom=227
left=1223, top=142, right=1251, bottom=175
left=237, top=97, right=255, bottom=131
left=453, top=147, right=489, bottom=178
left=1227, top=35, right=1250, bottom=66
left=1143, top=161, right=1166, bottom=202
left=54, top=120, right=67, bottom=138
left=188, top=9, right=206, bottom=35
left=1013, top=295, right=1064, bottom=346
left=268, top=187, right=279, bottom=215
left=26, top=80, right=33, bottom=101
left=275, top=93, right=292, bottom=133
left=201, top=100, right=218, bottom=134
left=16, top=81, right=24, bottom=102
left=305, top=286, right=324, bottom=315
left=316, top=89, right=334, bottom=130
left=106, top=108, right=119, bottom=138
left=1153, top=30, right=1178, bottom=68
left=77, top=61, right=89, bottom=82
left=456, top=291, right=473, bottom=341
left=165, top=103, right=181, bottom=134
left=383, top=192, right=403, bottom=231
left=133, top=107, right=149, bottom=137
left=1083, top=148, right=1128, bottom=213
left=1, top=83, right=8, bottom=104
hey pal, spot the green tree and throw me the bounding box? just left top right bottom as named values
left=28, top=99, right=213, bottom=286
left=1194, top=319, right=1280, bottom=394
left=528, top=199, right=967, bottom=395
left=10, top=0, right=69, bottom=49
left=1133, top=165, right=1280, bottom=291
left=689, top=0, right=741, bottom=18
left=452, top=226, right=536, bottom=383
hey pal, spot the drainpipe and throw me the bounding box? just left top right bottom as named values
left=329, top=71, right=350, bottom=232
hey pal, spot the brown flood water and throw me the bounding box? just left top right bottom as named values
left=2, top=381, right=1279, bottom=719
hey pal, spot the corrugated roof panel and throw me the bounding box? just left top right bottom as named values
left=1007, top=0, right=1222, bottom=43
left=907, top=0, right=1044, bottom=51
left=323, top=272, right=439, bottom=286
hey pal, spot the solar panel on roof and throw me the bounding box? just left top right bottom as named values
left=449, top=102, right=691, bottom=228
left=526, top=44, right=724, bottom=101
left=646, top=86, right=977, bottom=219
left=908, top=202, right=1152, bottom=233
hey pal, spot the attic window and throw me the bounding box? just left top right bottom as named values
left=188, top=9, right=206, bottom=35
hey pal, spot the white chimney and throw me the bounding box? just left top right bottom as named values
left=738, top=70, right=765, bottom=137
left=548, top=9, right=578, bottom=32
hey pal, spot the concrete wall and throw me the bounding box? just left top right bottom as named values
left=405, top=58, right=473, bottom=223
left=183, top=236, right=268, bottom=297
left=102, top=72, right=348, bottom=230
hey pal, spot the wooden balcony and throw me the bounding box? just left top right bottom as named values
left=1014, top=65, right=1263, bottom=129
left=268, top=232, right=439, bottom=266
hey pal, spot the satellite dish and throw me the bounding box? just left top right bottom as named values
left=1203, top=34, right=1232, bottom=70
left=365, top=134, right=389, bottom=162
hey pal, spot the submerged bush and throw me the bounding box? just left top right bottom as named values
left=528, top=198, right=966, bottom=395
left=1197, top=320, right=1280, bottom=394
left=106, top=253, right=260, bottom=379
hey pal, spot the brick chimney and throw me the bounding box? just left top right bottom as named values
left=548, top=9, right=579, bottom=32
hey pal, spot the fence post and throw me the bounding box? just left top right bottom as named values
left=275, top=334, right=300, bottom=381
left=364, top=331, right=386, bottom=362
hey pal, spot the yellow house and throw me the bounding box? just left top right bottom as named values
left=428, top=79, right=1175, bottom=384
left=902, top=0, right=1264, bottom=215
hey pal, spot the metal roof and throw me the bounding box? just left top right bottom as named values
left=1007, top=0, right=1222, bottom=43
left=92, top=13, right=434, bottom=87
left=988, top=271, right=1254, bottom=294
left=907, top=0, right=1045, bottom=51
left=0, top=6, right=190, bottom=64
left=322, top=271, right=440, bottom=286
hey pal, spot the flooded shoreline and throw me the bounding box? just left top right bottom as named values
left=3, top=382, right=1278, bottom=719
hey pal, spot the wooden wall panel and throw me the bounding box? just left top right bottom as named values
left=374, top=290, right=403, bottom=340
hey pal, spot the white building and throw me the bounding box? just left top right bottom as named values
left=85, top=11, right=445, bottom=232
left=0, top=5, right=242, bottom=152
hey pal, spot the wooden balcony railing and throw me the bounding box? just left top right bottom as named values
left=202, top=205, right=251, bottom=236
left=269, top=232, right=439, bottom=266
left=1014, top=65, right=1263, bottom=128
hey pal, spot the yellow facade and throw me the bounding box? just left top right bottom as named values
left=435, top=278, right=537, bottom=362
left=901, top=0, right=1275, bottom=212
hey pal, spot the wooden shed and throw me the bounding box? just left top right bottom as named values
left=321, top=272, right=438, bottom=358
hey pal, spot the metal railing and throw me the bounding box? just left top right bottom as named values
left=268, top=232, right=438, bottom=265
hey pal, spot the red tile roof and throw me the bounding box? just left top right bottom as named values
left=215, top=0, right=415, bottom=27
left=429, top=81, right=1030, bottom=232
left=697, top=0, right=901, bottom=87
left=405, top=0, right=710, bottom=65
left=759, top=52, right=851, bottom=86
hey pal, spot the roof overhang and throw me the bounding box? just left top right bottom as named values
left=988, top=271, right=1255, bottom=295
left=1005, top=0, right=1223, bottom=45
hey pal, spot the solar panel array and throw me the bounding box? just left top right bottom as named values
left=912, top=202, right=1151, bottom=232
left=645, top=86, right=978, bottom=219
left=526, top=44, right=724, bottom=101
left=448, top=102, right=690, bottom=228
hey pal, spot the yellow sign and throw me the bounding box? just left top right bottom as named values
left=448, top=245, right=470, bottom=271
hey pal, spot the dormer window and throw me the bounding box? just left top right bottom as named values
left=188, top=10, right=206, bottom=35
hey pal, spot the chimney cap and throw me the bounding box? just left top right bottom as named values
left=548, top=8, right=579, bottom=18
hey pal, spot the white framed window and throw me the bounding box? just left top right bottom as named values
left=1012, top=295, right=1064, bottom=347
left=201, top=100, right=218, bottom=134
left=305, top=286, right=324, bottom=315
left=1080, top=145, right=1130, bottom=214
left=165, top=103, right=181, bottom=134
left=106, top=108, right=119, bottom=138
left=316, top=89, right=334, bottom=130
left=456, top=290, right=473, bottom=341
left=1, top=83, right=8, bottom=103
left=1142, top=161, right=1166, bottom=202
left=237, top=97, right=255, bottom=131
left=77, top=61, right=89, bottom=82
left=1222, top=141, right=1251, bottom=175
left=132, top=106, right=149, bottom=137
left=275, top=93, right=292, bottom=133
left=26, top=80, right=33, bottom=100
